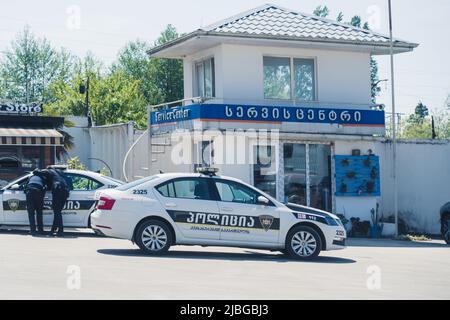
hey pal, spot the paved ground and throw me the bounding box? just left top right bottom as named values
left=0, top=228, right=449, bottom=300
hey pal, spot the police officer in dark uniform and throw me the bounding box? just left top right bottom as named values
left=47, top=168, right=70, bottom=237
left=25, top=172, right=48, bottom=236
left=34, top=168, right=71, bottom=237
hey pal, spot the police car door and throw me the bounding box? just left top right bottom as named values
left=58, top=173, right=101, bottom=227
left=1, top=176, right=29, bottom=225
left=154, top=177, right=220, bottom=241
left=212, top=179, right=280, bottom=245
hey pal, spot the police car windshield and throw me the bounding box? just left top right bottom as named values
left=116, top=175, right=158, bottom=191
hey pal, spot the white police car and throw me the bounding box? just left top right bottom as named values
left=0, top=169, right=123, bottom=229
left=91, top=169, right=346, bottom=260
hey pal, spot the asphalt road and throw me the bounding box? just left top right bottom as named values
left=0, top=228, right=449, bottom=300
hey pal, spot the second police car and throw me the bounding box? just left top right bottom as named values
left=0, top=168, right=123, bottom=229
left=91, top=168, right=347, bottom=260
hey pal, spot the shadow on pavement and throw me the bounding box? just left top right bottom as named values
left=348, top=238, right=448, bottom=248
left=97, top=248, right=356, bottom=264
left=0, top=228, right=99, bottom=239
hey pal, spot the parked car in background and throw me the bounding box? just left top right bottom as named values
left=440, top=203, right=450, bottom=244
left=0, top=169, right=123, bottom=229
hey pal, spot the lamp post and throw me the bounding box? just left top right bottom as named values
left=388, top=0, right=399, bottom=237
left=79, top=76, right=92, bottom=127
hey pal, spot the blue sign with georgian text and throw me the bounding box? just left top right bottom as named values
left=150, top=103, right=385, bottom=132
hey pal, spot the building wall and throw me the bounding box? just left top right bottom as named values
left=63, top=116, right=90, bottom=166
left=377, top=140, right=450, bottom=235
left=184, top=43, right=372, bottom=106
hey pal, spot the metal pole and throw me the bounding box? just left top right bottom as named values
left=86, top=76, right=92, bottom=128
left=148, top=105, right=152, bottom=178
left=388, top=0, right=399, bottom=237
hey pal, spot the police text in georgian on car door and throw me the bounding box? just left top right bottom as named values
left=59, top=173, right=103, bottom=227
left=211, top=179, right=280, bottom=244
left=154, top=177, right=221, bottom=241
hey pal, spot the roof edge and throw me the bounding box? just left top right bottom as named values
left=147, top=30, right=418, bottom=58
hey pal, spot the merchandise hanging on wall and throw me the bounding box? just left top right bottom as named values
left=335, top=155, right=381, bottom=197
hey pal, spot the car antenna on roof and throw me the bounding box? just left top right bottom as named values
left=159, top=170, right=164, bottom=174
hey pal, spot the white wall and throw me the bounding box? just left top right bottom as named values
left=378, top=140, right=450, bottom=235
left=62, top=117, right=90, bottom=165
left=184, top=43, right=372, bottom=106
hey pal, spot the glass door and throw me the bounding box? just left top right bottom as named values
left=309, top=144, right=332, bottom=212
left=283, top=143, right=332, bottom=211
left=284, top=144, right=307, bottom=205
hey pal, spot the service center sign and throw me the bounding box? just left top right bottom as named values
left=150, top=103, right=385, bottom=134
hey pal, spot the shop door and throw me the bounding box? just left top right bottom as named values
left=283, top=143, right=332, bottom=211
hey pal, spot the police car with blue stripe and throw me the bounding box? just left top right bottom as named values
left=0, top=167, right=123, bottom=229
left=91, top=168, right=346, bottom=260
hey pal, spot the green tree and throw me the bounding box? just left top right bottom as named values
left=48, top=53, right=147, bottom=128
left=399, top=118, right=433, bottom=139
left=113, top=25, right=184, bottom=106
left=150, top=25, right=184, bottom=104
left=313, top=7, right=381, bottom=103
left=408, top=101, right=429, bottom=124
left=46, top=52, right=104, bottom=117
left=313, top=6, right=330, bottom=18
left=0, top=26, right=74, bottom=104
left=113, top=40, right=161, bottom=105
left=93, top=70, right=147, bottom=127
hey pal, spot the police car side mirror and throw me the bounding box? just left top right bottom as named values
left=10, top=184, right=21, bottom=191
left=257, top=196, right=270, bottom=206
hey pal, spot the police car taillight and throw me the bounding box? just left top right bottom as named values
left=97, top=196, right=116, bottom=210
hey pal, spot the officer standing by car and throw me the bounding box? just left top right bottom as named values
left=35, top=167, right=71, bottom=237
left=25, top=171, right=49, bottom=236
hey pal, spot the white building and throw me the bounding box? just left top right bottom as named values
left=145, top=5, right=419, bottom=228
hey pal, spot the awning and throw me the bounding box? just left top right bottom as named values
left=0, top=128, right=64, bottom=146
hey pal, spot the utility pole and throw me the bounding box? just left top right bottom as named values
left=388, top=0, right=399, bottom=237
left=79, top=76, right=92, bottom=127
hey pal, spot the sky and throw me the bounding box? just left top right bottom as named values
left=0, top=0, right=449, bottom=116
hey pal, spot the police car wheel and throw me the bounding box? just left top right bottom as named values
left=286, top=226, right=322, bottom=260
left=136, top=220, right=172, bottom=255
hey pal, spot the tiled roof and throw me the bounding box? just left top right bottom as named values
left=148, top=4, right=418, bottom=57
left=205, top=4, right=412, bottom=46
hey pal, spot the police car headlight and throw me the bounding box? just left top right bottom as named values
left=325, top=216, right=339, bottom=226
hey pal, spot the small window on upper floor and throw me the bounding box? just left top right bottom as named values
left=195, top=58, right=215, bottom=98
left=264, top=56, right=316, bottom=101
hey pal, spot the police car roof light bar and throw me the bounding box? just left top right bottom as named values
left=196, top=167, right=219, bottom=176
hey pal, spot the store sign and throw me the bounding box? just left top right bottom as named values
left=0, top=102, right=43, bottom=114
left=150, top=103, right=385, bottom=128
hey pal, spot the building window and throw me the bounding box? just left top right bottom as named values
left=195, top=58, right=215, bottom=98
left=263, top=57, right=291, bottom=100
left=264, top=56, right=316, bottom=101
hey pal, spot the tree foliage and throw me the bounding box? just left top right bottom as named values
left=0, top=25, right=183, bottom=130
left=0, top=27, right=74, bottom=104
left=313, top=6, right=380, bottom=103
left=113, top=24, right=184, bottom=105
left=397, top=102, right=450, bottom=139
